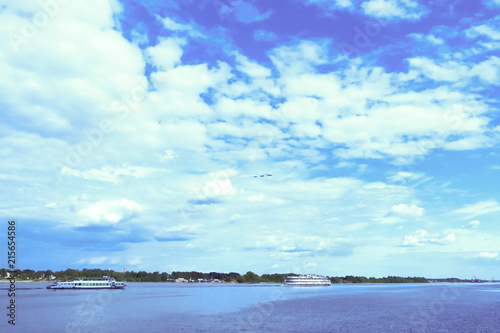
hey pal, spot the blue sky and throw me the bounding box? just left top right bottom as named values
left=1, top=0, right=500, bottom=279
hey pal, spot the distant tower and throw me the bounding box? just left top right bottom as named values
left=123, top=268, right=126, bottom=273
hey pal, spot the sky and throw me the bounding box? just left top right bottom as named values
left=1, top=0, right=499, bottom=279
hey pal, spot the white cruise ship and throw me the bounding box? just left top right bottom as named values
left=283, top=274, right=331, bottom=286
left=46, top=276, right=126, bottom=289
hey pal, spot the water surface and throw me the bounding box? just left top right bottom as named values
left=1, top=282, right=498, bottom=332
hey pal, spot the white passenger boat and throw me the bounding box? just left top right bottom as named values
left=46, top=276, right=126, bottom=289
left=283, top=274, right=331, bottom=286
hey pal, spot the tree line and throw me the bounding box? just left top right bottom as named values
left=330, top=275, right=428, bottom=283
left=1, top=268, right=450, bottom=283
left=0, top=268, right=289, bottom=283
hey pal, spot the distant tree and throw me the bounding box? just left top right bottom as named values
left=242, top=271, right=260, bottom=283
left=227, top=272, right=241, bottom=282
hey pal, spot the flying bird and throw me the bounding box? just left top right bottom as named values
left=253, top=174, right=273, bottom=178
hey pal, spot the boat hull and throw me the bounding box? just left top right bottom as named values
left=46, top=276, right=126, bottom=290
left=283, top=283, right=330, bottom=287
left=283, top=274, right=331, bottom=287
left=46, top=285, right=125, bottom=289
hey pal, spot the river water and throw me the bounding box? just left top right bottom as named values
left=1, top=282, right=499, bottom=332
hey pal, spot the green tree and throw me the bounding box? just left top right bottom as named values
left=242, top=271, right=260, bottom=283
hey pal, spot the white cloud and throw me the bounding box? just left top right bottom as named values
left=401, top=229, right=456, bottom=247
left=130, top=23, right=149, bottom=45
left=144, top=37, right=186, bottom=71
left=306, top=0, right=353, bottom=9
left=270, top=40, right=329, bottom=74
left=251, top=234, right=347, bottom=256
left=470, top=57, right=500, bottom=84
left=235, top=54, right=272, bottom=78
left=202, top=179, right=236, bottom=197
left=156, top=150, right=178, bottom=161
left=426, top=35, right=444, bottom=45
left=388, top=171, right=425, bottom=183
left=408, top=56, right=500, bottom=85
left=409, top=33, right=444, bottom=45
left=159, top=16, right=206, bottom=39
left=466, top=24, right=500, bottom=41
left=61, top=165, right=161, bottom=183
left=77, top=199, right=142, bottom=226
left=401, top=234, right=420, bottom=247
left=478, top=251, right=498, bottom=259
left=407, top=57, right=469, bottom=82
left=263, top=43, right=494, bottom=161
left=391, top=203, right=424, bottom=216
left=2, top=0, right=499, bottom=277
left=361, top=0, right=427, bottom=21
left=0, top=0, right=145, bottom=138
left=465, top=220, right=481, bottom=228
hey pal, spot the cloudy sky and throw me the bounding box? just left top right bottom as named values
left=1, top=0, right=500, bottom=279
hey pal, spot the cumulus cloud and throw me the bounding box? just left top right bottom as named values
left=391, top=204, right=425, bottom=216
left=466, top=24, right=500, bottom=41
left=144, top=37, right=186, bottom=71
left=1, top=0, right=145, bottom=136
left=376, top=203, right=424, bottom=224
left=2, top=0, right=499, bottom=276
left=77, top=199, right=142, bottom=226
left=401, top=229, right=456, bottom=247
left=408, top=56, right=500, bottom=86
left=202, top=179, right=235, bottom=197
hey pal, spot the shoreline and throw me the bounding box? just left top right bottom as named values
left=1, top=279, right=496, bottom=284
left=0, top=279, right=49, bottom=283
